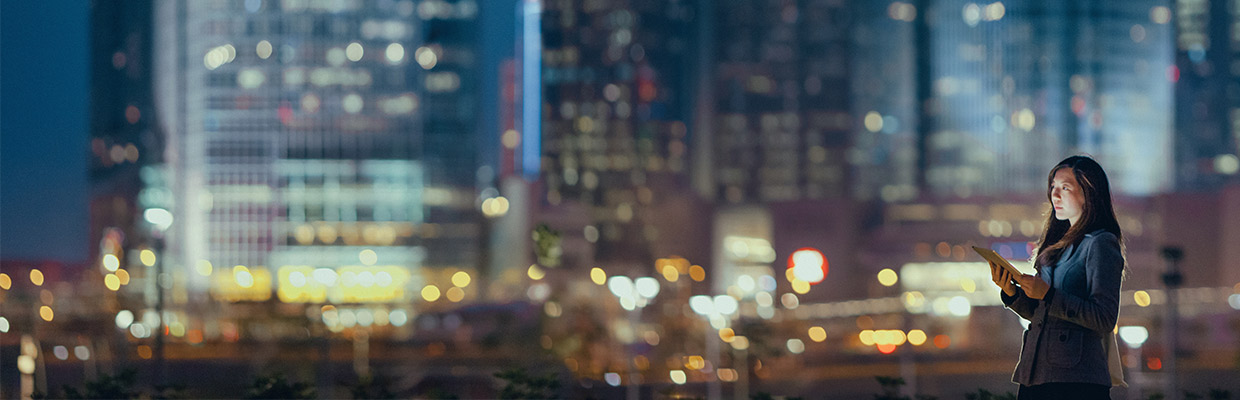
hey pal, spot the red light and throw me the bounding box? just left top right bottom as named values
left=1147, top=357, right=1162, bottom=370
left=278, top=103, right=293, bottom=125
left=787, top=248, right=829, bottom=284
left=125, top=105, right=141, bottom=124
left=877, top=344, right=897, bottom=354
left=1071, top=96, right=1086, bottom=116
left=639, top=82, right=657, bottom=102
left=933, top=335, right=950, bottom=349
left=1168, top=65, right=1180, bottom=83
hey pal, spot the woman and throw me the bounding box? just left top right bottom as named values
left=989, top=155, right=1127, bottom=399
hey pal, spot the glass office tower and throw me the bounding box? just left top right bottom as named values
left=920, top=0, right=1173, bottom=197
left=153, top=0, right=483, bottom=310
left=539, top=0, right=696, bottom=269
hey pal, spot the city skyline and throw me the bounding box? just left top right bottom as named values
left=5, top=1, right=1238, bottom=264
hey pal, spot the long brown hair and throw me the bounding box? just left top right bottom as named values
left=1033, top=155, right=1124, bottom=269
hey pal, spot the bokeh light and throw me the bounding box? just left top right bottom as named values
left=808, top=326, right=827, bottom=342
left=590, top=267, right=607, bottom=285
left=421, top=285, right=441, bottom=301
left=908, top=330, right=927, bottom=346
left=527, top=265, right=545, bottom=280
left=451, top=271, right=471, bottom=287
left=877, top=269, right=898, bottom=286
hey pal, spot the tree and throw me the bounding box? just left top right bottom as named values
left=532, top=224, right=562, bottom=268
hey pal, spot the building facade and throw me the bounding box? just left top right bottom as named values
left=538, top=0, right=699, bottom=273
left=918, top=0, right=1173, bottom=198
left=152, top=0, right=485, bottom=315
left=1172, top=0, right=1240, bottom=190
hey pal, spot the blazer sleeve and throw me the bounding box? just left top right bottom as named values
left=1001, top=289, right=1038, bottom=321
left=1046, top=233, right=1123, bottom=333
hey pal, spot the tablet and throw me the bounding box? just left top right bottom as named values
left=971, top=246, right=1028, bottom=277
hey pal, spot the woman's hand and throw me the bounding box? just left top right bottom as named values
left=1013, top=274, right=1051, bottom=299
left=988, top=262, right=1017, bottom=296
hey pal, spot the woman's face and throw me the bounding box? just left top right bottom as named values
left=1050, top=168, right=1086, bottom=226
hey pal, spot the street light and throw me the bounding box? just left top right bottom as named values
left=1118, top=326, right=1149, bottom=348
left=1119, top=325, right=1150, bottom=397
left=607, top=275, right=661, bottom=400
left=689, top=294, right=738, bottom=327
left=143, top=207, right=173, bottom=386
left=690, top=294, right=741, bottom=399
left=787, top=248, right=828, bottom=285
left=1160, top=246, right=1183, bottom=399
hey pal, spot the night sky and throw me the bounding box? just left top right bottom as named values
left=1, top=1, right=90, bottom=263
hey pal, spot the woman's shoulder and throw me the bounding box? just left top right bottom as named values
left=1083, top=228, right=1117, bottom=241
left=1082, top=228, right=1121, bottom=255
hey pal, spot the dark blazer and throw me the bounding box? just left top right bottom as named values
left=1000, top=228, right=1123, bottom=387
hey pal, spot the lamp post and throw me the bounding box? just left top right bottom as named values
left=607, top=275, right=660, bottom=400
left=144, top=208, right=173, bottom=387
left=1118, top=325, right=1150, bottom=400
left=1160, top=247, right=1182, bottom=400
left=690, top=294, right=739, bottom=400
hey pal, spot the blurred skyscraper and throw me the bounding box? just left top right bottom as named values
left=705, top=0, right=854, bottom=204
left=1172, top=0, right=1240, bottom=189
left=90, top=0, right=155, bottom=272
left=698, top=0, right=1176, bottom=202
left=850, top=1, right=919, bottom=203
left=916, top=0, right=1174, bottom=197
left=415, top=0, right=485, bottom=278
left=538, top=0, right=699, bottom=272
left=697, top=0, right=860, bottom=301
left=152, top=0, right=484, bottom=310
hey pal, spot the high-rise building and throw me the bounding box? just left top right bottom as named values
left=695, top=0, right=857, bottom=303
left=1172, top=0, right=1240, bottom=190
left=416, top=0, right=485, bottom=274
left=152, top=0, right=484, bottom=311
left=700, top=1, right=1175, bottom=203
left=706, top=0, right=854, bottom=204
left=90, top=0, right=154, bottom=272
left=918, top=0, right=1173, bottom=198
left=849, top=1, right=920, bottom=203
left=538, top=0, right=698, bottom=271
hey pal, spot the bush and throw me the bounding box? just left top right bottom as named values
left=964, top=388, right=1016, bottom=400
left=495, top=368, right=559, bottom=400
left=346, top=374, right=395, bottom=400
left=55, top=368, right=142, bottom=400
left=244, top=373, right=315, bottom=400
